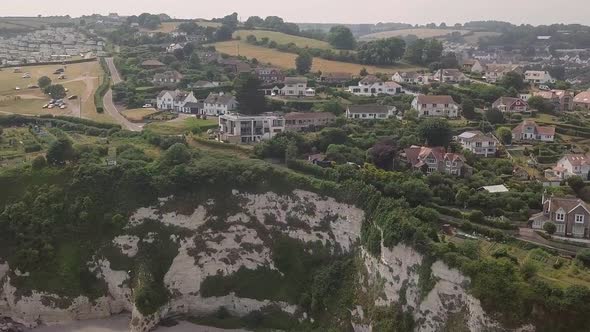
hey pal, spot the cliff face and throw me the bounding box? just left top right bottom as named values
left=0, top=189, right=530, bottom=332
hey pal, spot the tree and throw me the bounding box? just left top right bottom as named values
left=368, top=138, right=397, bottom=170
left=44, top=84, right=66, bottom=99
left=173, top=48, right=185, bottom=61
left=246, top=34, right=257, bottom=43
left=404, top=39, right=426, bottom=64
left=235, top=73, right=267, bottom=115
left=500, top=72, right=525, bottom=91
left=38, top=76, right=52, bottom=89
left=527, top=96, right=553, bottom=113
left=456, top=189, right=470, bottom=208
left=543, top=222, right=557, bottom=235
left=401, top=179, right=433, bottom=206
left=359, top=67, right=368, bottom=76
left=215, top=24, right=234, bottom=41
left=46, top=138, right=74, bottom=166
left=245, top=16, right=264, bottom=29
left=31, top=155, right=47, bottom=170
left=295, top=51, right=313, bottom=74
left=424, top=39, right=443, bottom=64
left=320, top=100, right=345, bottom=116
left=496, top=127, right=513, bottom=145
left=418, top=118, right=453, bottom=147
left=160, top=143, right=190, bottom=167
left=182, top=43, right=195, bottom=56
left=485, top=108, right=505, bottom=124
left=327, top=25, right=356, bottom=50
left=568, top=176, right=586, bottom=193
left=188, top=51, right=201, bottom=69
left=358, top=38, right=406, bottom=65
left=462, top=98, right=476, bottom=119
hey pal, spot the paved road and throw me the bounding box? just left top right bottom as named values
left=102, top=57, right=142, bottom=131
left=103, top=89, right=143, bottom=131
left=105, top=57, right=122, bottom=84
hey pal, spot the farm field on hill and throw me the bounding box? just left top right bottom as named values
left=233, top=29, right=333, bottom=49
left=213, top=40, right=423, bottom=74
left=359, top=28, right=469, bottom=41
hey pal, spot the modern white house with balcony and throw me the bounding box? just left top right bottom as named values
left=218, top=113, right=285, bottom=144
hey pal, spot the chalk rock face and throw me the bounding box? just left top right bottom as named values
left=0, top=190, right=364, bottom=332
left=0, top=189, right=531, bottom=332
left=357, top=245, right=533, bottom=332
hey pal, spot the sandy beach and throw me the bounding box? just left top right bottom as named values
left=31, top=315, right=249, bottom=332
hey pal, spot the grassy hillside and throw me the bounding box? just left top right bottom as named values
left=234, top=29, right=332, bottom=49
left=359, top=28, right=469, bottom=41
left=213, top=40, right=423, bottom=74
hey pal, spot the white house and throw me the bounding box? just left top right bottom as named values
left=525, top=71, right=555, bottom=85
left=512, top=120, right=555, bottom=142
left=156, top=90, right=199, bottom=113
left=546, top=155, right=590, bottom=181
left=412, top=95, right=460, bottom=118
left=203, top=92, right=238, bottom=116
left=432, top=69, right=468, bottom=83
left=348, top=75, right=402, bottom=96
left=391, top=72, right=432, bottom=85
left=457, top=131, right=497, bottom=157
left=346, top=104, right=396, bottom=120
left=218, top=113, right=285, bottom=144
left=274, top=77, right=315, bottom=97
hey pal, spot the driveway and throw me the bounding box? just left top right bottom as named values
left=517, top=228, right=579, bottom=256
left=102, top=57, right=142, bottom=131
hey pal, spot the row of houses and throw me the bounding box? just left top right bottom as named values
left=156, top=90, right=238, bottom=115
left=462, top=60, right=556, bottom=85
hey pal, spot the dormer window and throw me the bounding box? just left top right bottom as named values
left=556, top=212, right=565, bottom=222
left=576, top=214, right=585, bottom=224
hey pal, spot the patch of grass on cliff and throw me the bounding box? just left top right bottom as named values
left=132, top=221, right=180, bottom=316
left=200, top=234, right=359, bottom=329
left=12, top=241, right=107, bottom=302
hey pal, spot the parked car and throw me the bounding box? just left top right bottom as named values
left=68, top=95, right=78, bottom=100
left=14, top=86, right=20, bottom=90
left=142, top=104, right=153, bottom=108
left=42, top=104, right=49, bottom=109
left=60, top=105, right=67, bottom=109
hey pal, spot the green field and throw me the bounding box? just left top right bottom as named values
left=213, top=40, right=423, bottom=74
left=145, top=117, right=218, bottom=135
left=234, top=29, right=332, bottom=49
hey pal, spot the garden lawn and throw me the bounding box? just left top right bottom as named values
left=145, top=117, right=218, bottom=135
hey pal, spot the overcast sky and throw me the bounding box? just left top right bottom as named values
left=3, top=0, right=590, bottom=25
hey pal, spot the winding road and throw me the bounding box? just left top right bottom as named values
left=103, top=57, right=143, bottom=132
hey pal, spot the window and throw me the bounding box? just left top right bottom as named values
left=427, top=167, right=437, bottom=173
left=576, top=214, right=585, bottom=224
left=444, top=104, right=449, bottom=107
left=556, top=224, right=565, bottom=234
left=556, top=213, right=565, bottom=222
